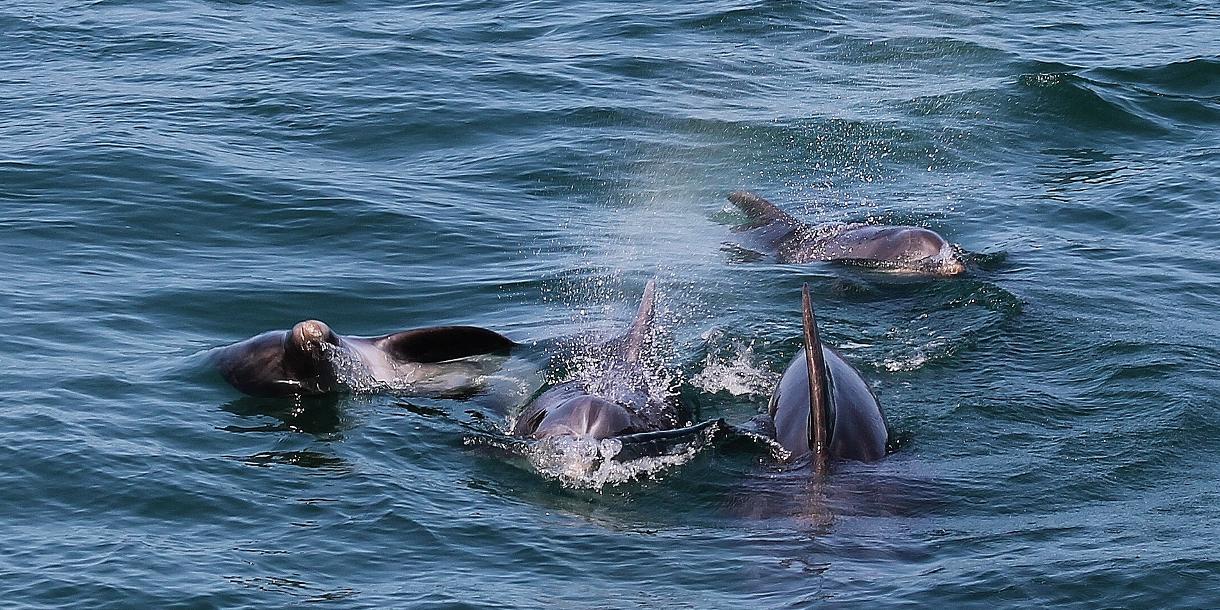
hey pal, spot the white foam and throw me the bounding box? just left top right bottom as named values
left=881, top=350, right=930, bottom=372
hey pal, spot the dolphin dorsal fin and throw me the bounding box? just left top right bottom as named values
left=622, top=279, right=658, bottom=363
left=374, top=326, right=514, bottom=363
left=728, top=190, right=800, bottom=225
left=802, top=284, right=831, bottom=475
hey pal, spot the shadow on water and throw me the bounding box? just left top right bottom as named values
left=216, top=395, right=353, bottom=473
left=218, top=394, right=344, bottom=435
left=716, top=455, right=951, bottom=523
left=234, top=450, right=349, bottom=471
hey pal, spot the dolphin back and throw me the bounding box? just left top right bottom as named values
left=824, top=348, right=889, bottom=462
left=768, top=286, right=889, bottom=467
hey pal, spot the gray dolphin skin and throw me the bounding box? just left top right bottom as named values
left=769, top=285, right=890, bottom=473
left=511, top=279, right=688, bottom=441
left=210, top=320, right=515, bottom=397
left=728, top=190, right=965, bottom=274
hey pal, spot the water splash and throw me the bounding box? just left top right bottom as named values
left=691, top=338, right=780, bottom=397
left=320, top=343, right=499, bottom=397
left=321, top=343, right=380, bottom=389
left=538, top=279, right=688, bottom=412
left=525, top=434, right=704, bottom=490
left=880, top=348, right=933, bottom=372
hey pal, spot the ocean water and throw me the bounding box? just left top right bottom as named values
left=3, top=0, right=1219, bottom=607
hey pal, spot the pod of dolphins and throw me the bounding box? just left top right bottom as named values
left=210, top=191, right=963, bottom=477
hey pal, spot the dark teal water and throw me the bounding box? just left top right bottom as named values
left=4, top=0, right=1219, bottom=607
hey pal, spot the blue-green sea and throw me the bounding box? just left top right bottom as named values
left=3, top=1, right=1219, bottom=607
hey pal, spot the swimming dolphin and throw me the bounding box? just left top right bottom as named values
left=210, top=320, right=514, bottom=397
left=768, top=285, right=890, bottom=473
left=511, top=279, right=689, bottom=441
left=727, top=190, right=965, bottom=275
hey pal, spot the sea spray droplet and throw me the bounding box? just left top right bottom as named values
left=321, top=342, right=493, bottom=395
left=691, top=340, right=781, bottom=397
left=321, top=342, right=379, bottom=390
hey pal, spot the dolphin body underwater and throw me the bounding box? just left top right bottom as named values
left=209, top=320, right=515, bottom=397
left=510, top=279, right=696, bottom=444
left=764, top=285, right=891, bottom=473
left=727, top=190, right=966, bottom=275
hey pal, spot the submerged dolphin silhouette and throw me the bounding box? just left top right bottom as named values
left=768, top=285, right=891, bottom=473
left=511, top=279, right=690, bottom=441
left=727, top=190, right=965, bottom=275
left=210, top=320, right=515, bottom=397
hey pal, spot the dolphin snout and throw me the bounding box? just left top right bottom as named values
left=927, top=244, right=966, bottom=275
left=938, top=256, right=966, bottom=275
left=532, top=396, right=634, bottom=441
left=291, top=320, right=340, bottom=354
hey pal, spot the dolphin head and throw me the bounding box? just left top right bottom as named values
left=818, top=226, right=966, bottom=275
left=282, top=320, right=344, bottom=392
left=882, top=228, right=965, bottom=275
left=530, top=395, right=636, bottom=441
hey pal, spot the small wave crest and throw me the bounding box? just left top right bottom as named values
left=880, top=349, right=932, bottom=373
left=1018, top=69, right=1173, bottom=134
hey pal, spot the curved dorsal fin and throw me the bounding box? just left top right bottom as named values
left=802, top=283, right=831, bottom=475
left=621, top=278, right=657, bottom=363
left=728, top=190, right=800, bottom=225
left=374, top=326, right=515, bottom=363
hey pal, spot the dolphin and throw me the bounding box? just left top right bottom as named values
left=511, top=279, right=690, bottom=441
left=768, top=285, right=890, bottom=473
left=209, top=320, right=515, bottom=397
left=727, top=190, right=965, bottom=275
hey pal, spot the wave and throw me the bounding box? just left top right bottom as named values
left=1019, top=56, right=1220, bottom=137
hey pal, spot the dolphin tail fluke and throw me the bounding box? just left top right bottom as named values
left=728, top=190, right=799, bottom=225
left=802, top=284, right=831, bottom=476
left=622, top=278, right=658, bottom=363
left=374, top=326, right=515, bottom=363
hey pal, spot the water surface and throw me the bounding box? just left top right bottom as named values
left=2, top=0, right=1219, bottom=607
